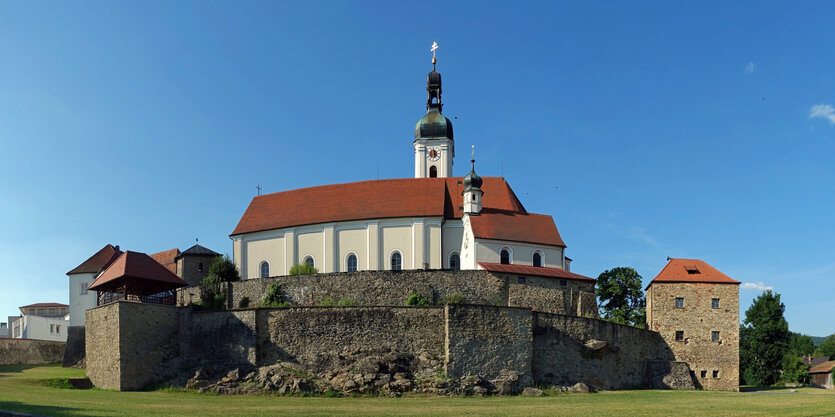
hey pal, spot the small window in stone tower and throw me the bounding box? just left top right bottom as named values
left=675, top=330, right=684, bottom=341
left=675, top=297, right=684, bottom=308
left=712, top=370, right=719, bottom=378
left=198, top=262, right=203, bottom=272
left=700, top=370, right=707, bottom=378
left=429, top=166, right=437, bottom=178
left=712, top=331, right=720, bottom=341
left=712, top=298, right=720, bottom=309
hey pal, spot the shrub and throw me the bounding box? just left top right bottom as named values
left=289, top=263, right=318, bottom=275
left=238, top=296, right=251, bottom=309
left=199, top=274, right=223, bottom=308
left=406, top=291, right=430, bottom=306
left=337, top=297, right=356, bottom=307
left=441, top=292, right=465, bottom=305
left=316, top=297, right=335, bottom=306
left=263, top=283, right=289, bottom=307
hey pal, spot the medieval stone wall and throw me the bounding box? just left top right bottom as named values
left=646, top=282, right=739, bottom=391
left=215, top=269, right=596, bottom=317
left=0, top=338, right=65, bottom=365
left=532, top=313, right=676, bottom=389
left=86, top=301, right=691, bottom=392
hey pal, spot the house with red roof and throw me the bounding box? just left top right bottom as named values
left=230, top=58, right=592, bottom=289
left=8, top=302, right=69, bottom=341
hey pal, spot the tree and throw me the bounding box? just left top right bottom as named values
left=780, top=352, right=808, bottom=384
left=199, top=255, right=240, bottom=309
left=789, top=332, right=815, bottom=356
left=817, top=334, right=835, bottom=359
left=739, top=290, right=790, bottom=386
left=595, top=267, right=646, bottom=328
left=289, top=263, right=318, bottom=275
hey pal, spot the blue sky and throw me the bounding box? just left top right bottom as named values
left=1, top=1, right=832, bottom=336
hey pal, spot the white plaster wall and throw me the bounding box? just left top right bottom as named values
left=297, top=230, right=324, bottom=271
left=475, top=239, right=564, bottom=268
left=337, top=228, right=367, bottom=271
left=68, top=273, right=97, bottom=327
left=442, top=219, right=464, bottom=268
left=426, top=222, right=442, bottom=269
left=381, top=224, right=412, bottom=270
left=244, top=237, right=285, bottom=279
left=18, top=315, right=69, bottom=342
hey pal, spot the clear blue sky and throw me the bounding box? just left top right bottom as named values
left=1, top=2, right=832, bottom=336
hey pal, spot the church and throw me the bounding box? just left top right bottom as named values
left=230, top=48, right=586, bottom=282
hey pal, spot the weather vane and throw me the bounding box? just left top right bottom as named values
left=431, top=41, right=438, bottom=67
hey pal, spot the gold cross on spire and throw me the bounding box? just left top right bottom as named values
left=431, top=41, right=438, bottom=66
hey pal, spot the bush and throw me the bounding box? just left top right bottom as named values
left=441, top=292, right=465, bottom=305
left=208, top=255, right=240, bottom=282
left=199, top=274, right=223, bottom=306
left=316, top=297, right=335, bottom=306
left=337, top=298, right=356, bottom=307
left=263, top=283, right=290, bottom=307
left=406, top=291, right=430, bottom=306
left=289, top=263, right=318, bottom=275
left=238, top=296, right=251, bottom=309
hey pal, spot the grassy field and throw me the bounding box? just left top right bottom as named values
left=1, top=365, right=834, bottom=417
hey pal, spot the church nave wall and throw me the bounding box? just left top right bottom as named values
left=476, top=240, right=564, bottom=269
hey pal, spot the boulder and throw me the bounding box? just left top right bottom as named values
left=522, top=387, right=543, bottom=396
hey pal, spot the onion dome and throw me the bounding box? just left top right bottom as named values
left=414, top=56, right=454, bottom=141
left=462, top=159, right=483, bottom=193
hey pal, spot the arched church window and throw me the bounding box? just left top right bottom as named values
left=449, top=253, right=460, bottom=270
left=429, top=166, right=437, bottom=178
left=500, top=249, right=510, bottom=265
left=533, top=252, right=542, bottom=267
left=303, top=256, right=315, bottom=269
left=260, top=261, right=270, bottom=278
left=391, top=252, right=402, bottom=271
left=347, top=254, right=358, bottom=272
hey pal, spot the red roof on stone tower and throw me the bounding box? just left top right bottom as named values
left=88, top=251, right=187, bottom=296
left=231, top=177, right=566, bottom=247
left=646, top=258, right=741, bottom=289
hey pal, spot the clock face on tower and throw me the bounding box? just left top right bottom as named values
left=428, top=147, right=441, bottom=161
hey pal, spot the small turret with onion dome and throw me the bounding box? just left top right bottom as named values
left=462, top=146, right=483, bottom=215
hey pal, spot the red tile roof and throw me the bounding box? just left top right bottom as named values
left=647, top=259, right=741, bottom=289
left=470, top=209, right=565, bottom=247
left=66, top=244, right=122, bottom=275
left=19, top=303, right=69, bottom=309
left=88, top=251, right=187, bottom=296
left=478, top=262, right=596, bottom=282
left=809, top=360, right=835, bottom=373
left=231, top=177, right=563, bottom=247
left=150, top=248, right=180, bottom=275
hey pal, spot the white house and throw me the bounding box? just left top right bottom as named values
left=9, top=303, right=70, bottom=342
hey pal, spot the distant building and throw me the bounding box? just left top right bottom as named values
left=646, top=258, right=741, bottom=391
left=0, top=322, right=7, bottom=338
left=9, top=303, right=70, bottom=342
left=804, top=355, right=830, bottom=369
left=809, top=360, right=835, bottom=389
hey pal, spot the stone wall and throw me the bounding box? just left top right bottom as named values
left=62, top=326, right=85, bottom=367
left=531, top=313, right=677, bottom=389
left=86, top=302, right=180, bottom=391
left=445, top=305, right=532, bottom=386
left=646, top=282, right=739, bottom=391
left=0, top=338, right=65, bottom=365
left=87, top=302, right=694, bottom=392
left=258, top=307, right=445, bottom=373
left=215, top=269, right=596, bottom=317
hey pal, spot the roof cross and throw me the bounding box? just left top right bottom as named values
left=431, top=41, right=438, bottom=66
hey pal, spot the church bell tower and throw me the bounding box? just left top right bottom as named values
left=414, top=42, right=454, bottom=178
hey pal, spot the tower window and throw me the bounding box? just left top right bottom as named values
left=713, top=370, right=719, bottom=378
left=500, top=249, right=510, bottom=265
left=701, top=370, right=707, bottom=378
left=429, top=166, right=437, bottom=178
left=347, top=254, right=358, bottom=272
left=198, top=262, right=203, bottom=272
left=675, top=297, right=684, bottom=308
left=712, top=331, right=720, bottom=341
left=712, top=298, right=720, bottom=309
left=391, top=252, right=402, bottom=271
left=533, top=252, right=542, bottom=267
left=260, top=261, right=270, bottom=278
left=675, top=331, right=684, bottom=341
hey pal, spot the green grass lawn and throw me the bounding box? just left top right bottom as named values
left=1, top=364, right=834, bottom=417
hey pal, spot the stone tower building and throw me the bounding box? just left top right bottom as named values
left=646, top=258, right=740, bottom=391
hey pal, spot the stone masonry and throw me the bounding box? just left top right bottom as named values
left=646, top=282, right=739, bottom=391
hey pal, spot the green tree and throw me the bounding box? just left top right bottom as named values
left=789, top=332, right=815, bottom=356
left=289, top=263, right=318, bottom=275
left=595, top=267, right=646, bottom=328
left=817, top=334, right=835, bottom=359
left=780, top=352, right=808, bottom=384
left=739, top=290, right=790, bottom=386
left=198, top=255, right=240, bottom=309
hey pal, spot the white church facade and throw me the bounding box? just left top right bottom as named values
left=230, top=54, right=578, bottom=281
